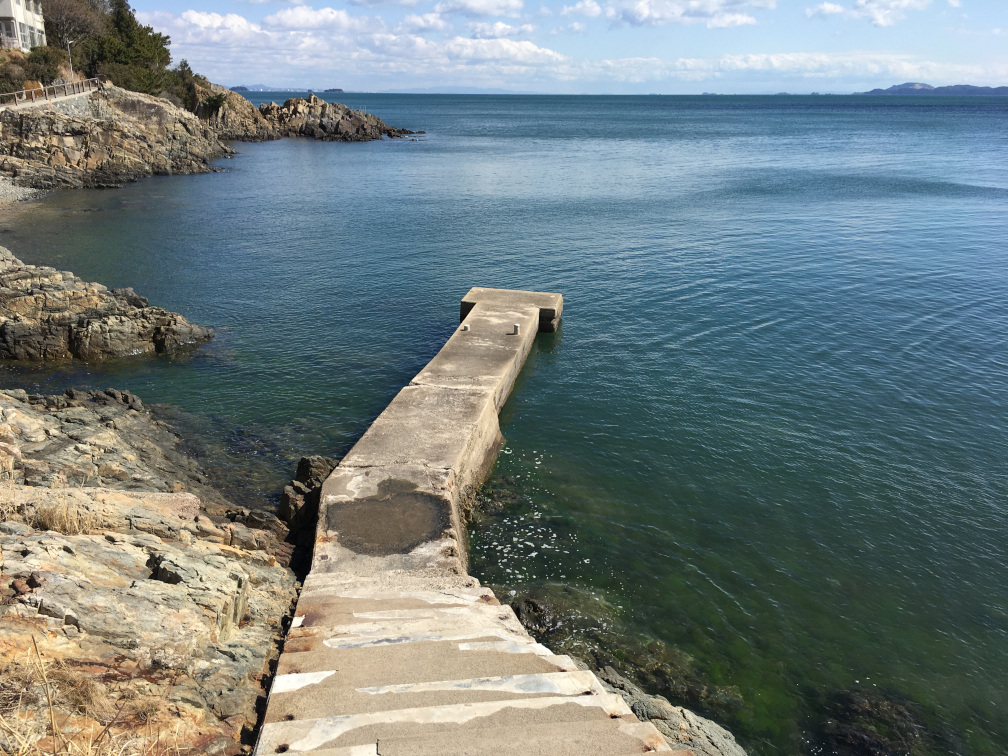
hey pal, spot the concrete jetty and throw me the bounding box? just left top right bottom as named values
left=254, top=288, right=679, bottom=755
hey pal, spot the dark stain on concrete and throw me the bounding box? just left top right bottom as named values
left=325, top=479, right=451, bottom=556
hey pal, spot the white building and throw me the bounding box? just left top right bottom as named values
left=0, top=0, right=47, bottom=53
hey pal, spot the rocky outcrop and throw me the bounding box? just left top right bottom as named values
left=597, top=666, right=747, bottom=756
left=0, top=386, right=299, bottom=754
left=193, top=82, right=277, bottom=143
left=0, top=388, right=239, bottom=516
left=0, top=246, right=213, bottom=361
left=258, top=94, right=412, bottom=141
left=0, top=84, right=232, bottom=190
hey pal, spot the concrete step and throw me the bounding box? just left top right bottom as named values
left=266, top=669, right=604, bottom=720
left=280, top=718, right=677, bottom=755
left=256, top=693, right=637, bottom=753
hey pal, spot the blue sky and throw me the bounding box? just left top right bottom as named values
left=132, top=0, right=1007, bottom=93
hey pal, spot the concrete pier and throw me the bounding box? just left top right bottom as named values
left=254, top=288, right=679, bottom=755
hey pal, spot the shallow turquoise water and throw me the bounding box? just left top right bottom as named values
left=1, top=95, right=1006, bottom=754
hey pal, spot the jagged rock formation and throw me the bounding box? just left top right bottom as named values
left=0, top=386, right=298, bottom=754
left=0, top=246, right=213, bottom=361
left=185, top=81, right=411, bottom=143
left=0, top=83, right=412, bottom=192
left=0, top=84, right=232, bottom=190
left=193, top=81, right=277, bottom=142
left=258, top=94, right=412, bottom=141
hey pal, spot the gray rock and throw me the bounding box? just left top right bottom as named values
left=0, top=85, right=232, bottom=190
left=597, top=666, right=748, bottom=756
left=0, top=247, right=212, bottom=361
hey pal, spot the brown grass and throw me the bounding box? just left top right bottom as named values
left=0, top=640, right=187, bottom=756
left=29, top=498, right=95, bottom=536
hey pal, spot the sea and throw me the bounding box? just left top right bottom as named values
left=1, top=93, right=1005, bottom=755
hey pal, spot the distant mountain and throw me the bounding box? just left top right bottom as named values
left=385, top=86, right=533, bottom=95
left=229, top=85, right=311, bottom=92
left=863, top=82, right=1008, bottom=96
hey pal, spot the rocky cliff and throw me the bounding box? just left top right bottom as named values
left=0, top=246, right=213, bottom=361
left=195, top=85, right=413, bottom=143
left=0, top=84, right=232, bottom=190
left=0, top=387, right=298, bottom=754
left=0, top=83, right=412, bottom=191
left=258, top=94, right=412, bottom=141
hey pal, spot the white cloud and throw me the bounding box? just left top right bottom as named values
left=263, top=6, right=380, bottom=30
left=607, top=0, right=775, bottom=28
left=400, top=12, right=450, bottom=31
left=467, top=21, right=536, bottom=37
left=561, top=0, right=602, bottom=17
left=806, top=2, right=845, bottom=15
left=434, top=0, right=526, bottom=17
left=138, top=8, right=1003, bottom=93
left=805, top=0, right=931, bottom=26
left=444, top=36, right=565, bottom=62
left=707, top=12, right=757, bottom=26
left=946, top=0, right=960, bottom=6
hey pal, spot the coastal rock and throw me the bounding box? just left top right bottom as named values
left=0, top=387, right=234, bottom=515
left=597, top=665, right=747, bottom=756
left=278, top=454, right=339, bottom=532
left=0, top=387, right=299, bottom=753
left=814, top=688, right=964, bottom=756
left=0, top=84, right=232, bottom=190
left=0, top=246, right=213, bottom=361
left=193, top=82, right=278, bottom=142
left=259, top=94, right=411, bottom=142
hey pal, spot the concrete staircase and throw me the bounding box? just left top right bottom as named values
left=254, top=289, right=680, bottom=755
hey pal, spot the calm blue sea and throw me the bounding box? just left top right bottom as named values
left=1, top=94, right=1005, bottom=755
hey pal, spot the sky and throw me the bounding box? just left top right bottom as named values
left=131, top=0, right=1008, bottom=93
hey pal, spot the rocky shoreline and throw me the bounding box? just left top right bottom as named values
left=0, top=247, right=213, bottom=362
left=0, top=386, right=300, bottom=754
left=0, top=82, right=413, bottom=195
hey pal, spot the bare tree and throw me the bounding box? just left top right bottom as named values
left=40, top=0, right=108, bottom=48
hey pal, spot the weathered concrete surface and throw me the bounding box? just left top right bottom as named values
left=255, top=289, right=685, bottom=755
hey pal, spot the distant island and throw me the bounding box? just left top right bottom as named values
left=229, top=85, right=312, bottom=92
left=863, top=82, right=1008, bottom=96
left=324, top=88, right=344, bottom=93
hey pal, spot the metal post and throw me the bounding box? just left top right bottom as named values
left=66, top=39, right=74, bottom=79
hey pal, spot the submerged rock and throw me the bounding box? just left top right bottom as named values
left=0, top=246, right=213, bottom=361
left=509, top=583, right=747, bottom=755
left=814, top=688, right=965, bottom=756
left=598, top=665, right=747, bottom=756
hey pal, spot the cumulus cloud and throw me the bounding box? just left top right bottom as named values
left=805, top=0, right=931, bottom=26
left=444, top=36, right=565, bottom=62
left=467, top=21, right=536, bottom=37
left=400, top=12, right=450, bottom=31
left=561, top=0, right=602, bottom=17
left=264, top=6, right=380, bottom=30
left=607, top=0, right=774, bottom=28
left=138, top=7, right=1001, bottom=93
left=434, top=0, right=525, bottom=17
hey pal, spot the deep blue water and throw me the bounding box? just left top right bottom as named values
left=1, top=95, right=1006, bottom=754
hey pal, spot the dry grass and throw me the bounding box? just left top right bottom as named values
left=29, top=498, right=95, bottom=536
left=0, top=640, right=188, bottom=756
left=0, top=481, right=23, bottom=523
